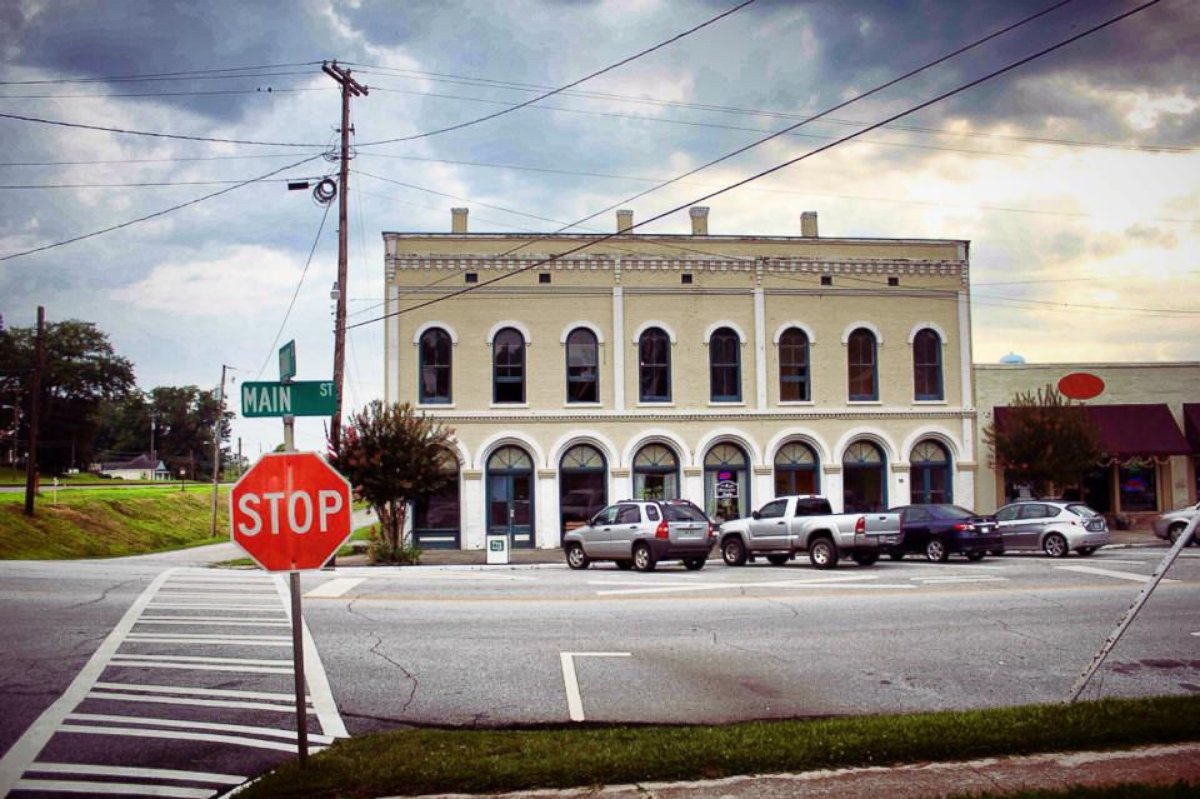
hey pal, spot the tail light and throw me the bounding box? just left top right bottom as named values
left=655, top=520, right=669, bottom=539
left=707, top=522, right=715, bottom=539
left=953, top=522, right=972, bottom=532
left=855, top=516, right=866, bottom=535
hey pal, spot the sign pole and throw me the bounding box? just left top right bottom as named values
left=280, top=410, right=307, bottom=766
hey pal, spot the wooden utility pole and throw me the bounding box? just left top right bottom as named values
left=23, top=306, right=44, bottom=517
left=210, top=364, right=230, bottom=538
left=321, top=61, right=368, bottom=454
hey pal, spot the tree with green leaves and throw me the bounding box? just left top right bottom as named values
left=0, top=319, right=136, bottom=475
left=94, top=386, right=232, bottom=479
left=329, top=400, right=455, bottom=563
left=984, top=384, right=1103, bottom=498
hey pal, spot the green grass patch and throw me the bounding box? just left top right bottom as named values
left=0, top=485, right=227, bottom=558
left=240, top=695, right=1200, bottom=799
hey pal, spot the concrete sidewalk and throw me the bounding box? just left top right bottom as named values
left=391, top=742, right=1200, bottom=799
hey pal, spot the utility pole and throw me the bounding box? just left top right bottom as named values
left=321, top=60, right=368, bottom=455
left=210, top=364, right=231, bottom=538
left=23, top=306, right=44, bottom=517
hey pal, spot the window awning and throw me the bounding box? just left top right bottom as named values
left=1184, top=403, right=1200, bottom=454
left=992, top=403, right=1190, bottom=460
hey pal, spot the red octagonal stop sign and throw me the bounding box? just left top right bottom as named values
left=230, top=452, right=352, bottom=571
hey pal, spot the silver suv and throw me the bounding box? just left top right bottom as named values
left=563, top=499, right=715, bottom=572
left=1153, top=502, right=1200, bottom=546
left=993, top=500, right=1110, bottom=557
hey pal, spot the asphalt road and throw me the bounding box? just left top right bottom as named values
left=0, top=545, right=1197, bottom=796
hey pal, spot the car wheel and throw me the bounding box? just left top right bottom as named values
left=615, top=559, right=633, bottom=570
left=1076, top=547, right=1096, bottom=557
left=565, top=544, right=590, bottom=570
left=766, top=554, right=790, bottom=566
left=965, top=552, right=985, bottom=562
left=1168, top=522, right=1188, bottom=545
left=632, top=543, right=657, bottom=572
left=1043, top=532, right=1069, bottom=558
left=925, top=538, right=949, bottom=562
left=888, top=552, right=905, bottom=561
left=808, top=537, right=839, bottom=569
left=990, top=549, right=1006, bottom=557
left=682, top=557, right=706, bottom=571
left=852, top=550, right=880, bottom=566
left=721, top=537, right=748, bottom=567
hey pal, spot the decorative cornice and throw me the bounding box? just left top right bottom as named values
left=388, top=255, right=967, bottom=276
left=417, top=408, right=977, bottom=424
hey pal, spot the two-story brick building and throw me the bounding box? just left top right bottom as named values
left=383, top=208, right=978, bottom=551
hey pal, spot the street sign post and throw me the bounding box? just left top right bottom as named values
left=241, top=380, right=336, bottom=418
left=230, top=451, right=352, bottom=766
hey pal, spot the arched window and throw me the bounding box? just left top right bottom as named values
left=559, top=444, right=607, bottom=531
left=774, top=441, right=820, bottom=496
left=704, top=443, right=750, bottom=522
left=493, top=327, right=525, bottom=404
left=911, top=439, right=952, bottom=504
left=418, top=327, right=452, bottom=404
left=632, top=443, right=679, bottom=500
left=638, top=327, right=671, bottom=402
left=565, top=328, right=599, bottom=404
left=847, top=328, right=878, bottom=401
left=413, top=450, right=460, bottom=548
left=913, top=329, right=943, bottom=401
left=842, top=440, right=886, bottom=512
left=779, top=327, right=810, bottom=402
left=709, top=327, right=741, bottom=402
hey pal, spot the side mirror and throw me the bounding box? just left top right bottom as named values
left=751, top=510, right=761, bottom=520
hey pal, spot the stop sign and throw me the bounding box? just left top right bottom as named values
left=230, top=452, right=353, bottom=571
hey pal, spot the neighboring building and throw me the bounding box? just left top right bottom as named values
left=383, top=208, right=978, bottom=551
left=974, top=362, right=1200, bottom=516
left=97, top=454, right=170, bottom=481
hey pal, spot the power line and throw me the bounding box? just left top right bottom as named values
left=0, top=154, right=323, bottom=262
left=0, top=86, right=329, bottom=100
left=0, top=109, right=320, bottom=148
left=0, top=62, right=322, bottom=86
left=349, top=0, right=1162, bottom=331
left=0, top=176, right=327, bottom=189
left=0, top=152, right=324, bottom=167
left=353, top=0, right=757, bottom=147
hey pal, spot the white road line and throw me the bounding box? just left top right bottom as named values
left=27, top=761, right=245, bottom=785
left=111, top=654, right=292, bottom=666
left=57, top=725, right=327, bottom=754
left=105, top=660, right=293, bottom=675
left=154, top=592, right=280, bottom=600
left=0, top=568, right=177, bottom=797
left=305, top=577, right=365, bottom=598
left=147, top=603, right=287, bottom=611
left=561, top=652, right=631, bottom=722
left=13, top=778, right=213, bottom=798
left=913, top=576, right=1009, bottom=585
left=67, top=713, right=334, bottom=744
left=1055, top=565, right=1178, bottom=584
left=271, top=573, right=350, bottom=739
left=92, top=682, right=304, bottom=702
left=127, top=632, right=290, bottom=642
left=137, top=618, right=289, bottom=626
left=87, top=692, right=297, bottom=713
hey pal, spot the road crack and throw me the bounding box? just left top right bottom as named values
left=61, top=577, right=141, bottom=612
left=367, top=633, right=419, bottom=713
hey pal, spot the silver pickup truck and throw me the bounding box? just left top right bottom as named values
left=717, top=495, right=901, bottom=569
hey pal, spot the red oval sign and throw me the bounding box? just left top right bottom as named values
left=1058, top=372, right=1105, bottom=400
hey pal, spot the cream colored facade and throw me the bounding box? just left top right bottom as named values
left=383, top=209, right=977, bottom=550
left=974, top=362, right=1200, bottom=515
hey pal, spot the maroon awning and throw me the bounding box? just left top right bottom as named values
left=992, top=404, right=1190, bottom=460
left=1184, top=403, right=1200, bottom=453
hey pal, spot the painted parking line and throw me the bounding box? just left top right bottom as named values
left=1055, top=565, right=1178, bottom=584
left=560, top=652, right=631, bottom=722
left=911, top=576, right=1008, bottom=585
left=305, top=577, right=365, bottom=598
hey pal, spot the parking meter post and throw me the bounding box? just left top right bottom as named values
left=1066, top=513, right=1199, bottom=703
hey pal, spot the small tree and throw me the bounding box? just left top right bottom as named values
left=329, top=400, right=455, bottom=563
left=984, top=384, right=1102, bottom=498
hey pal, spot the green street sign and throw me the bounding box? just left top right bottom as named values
left=278, top=340, right=297, bottom=382
left=241, top=380, right=336, bottom=418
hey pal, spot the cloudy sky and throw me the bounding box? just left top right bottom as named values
left=1, top=0, right=1197, bottom=455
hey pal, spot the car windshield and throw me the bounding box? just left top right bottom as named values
left=927, top=505, right=977, bottom=520
left=1066, top=504, right=1099, bottom=518
left=663, top=502, right=707, bottom=522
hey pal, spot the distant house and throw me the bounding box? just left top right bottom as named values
left=97, top=455, right=171, bottom=481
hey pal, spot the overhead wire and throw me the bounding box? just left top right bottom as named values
left=0, top=62, right=323, bottom=85
left=350, top=0, right=1107, bottom=330
left=0, top=153, right=324, bottom=262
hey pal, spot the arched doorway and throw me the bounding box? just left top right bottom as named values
left=632, top=443, right=679, bottom=500
left=843, top=440, right=886, bottom=512
left=412, top=451, right=460, bottom=549
left=559, top=444, right=607, bottom=532
left=486, top=446, right=535, bottom=548
left=704, top=442, right=750, bottom=523
left=911, top=440, right=952, bottom=504
left=774, top=441, right=820, bottom=496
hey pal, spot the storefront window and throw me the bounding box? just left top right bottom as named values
left=704, top=442, right=749, bottom=523
left=910, top=440, right=951, bottom=504
left=843, top=440, right=886, bottom=512
left=633, top=443, right=679, bottom=500
left=774, top=441, right=819, bottom=496
left=560, top=444, right=607, bottom=531
left=412, top=454, right=460, bottom=550
left=1118, top=461, right=1158, bottom=512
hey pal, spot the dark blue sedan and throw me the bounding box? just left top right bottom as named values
left=887, top=504, right=1001, bottom=562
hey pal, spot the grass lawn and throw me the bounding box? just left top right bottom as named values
left=0, top=484, right=226, bottom=558
left=239, top=695, right=1200, bottom=798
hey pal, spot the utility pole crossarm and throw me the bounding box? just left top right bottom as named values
left=321, top=60, right=368, bottom=455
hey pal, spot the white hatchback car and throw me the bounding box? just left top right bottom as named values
left=993, top=500, right=1110, bottom=557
